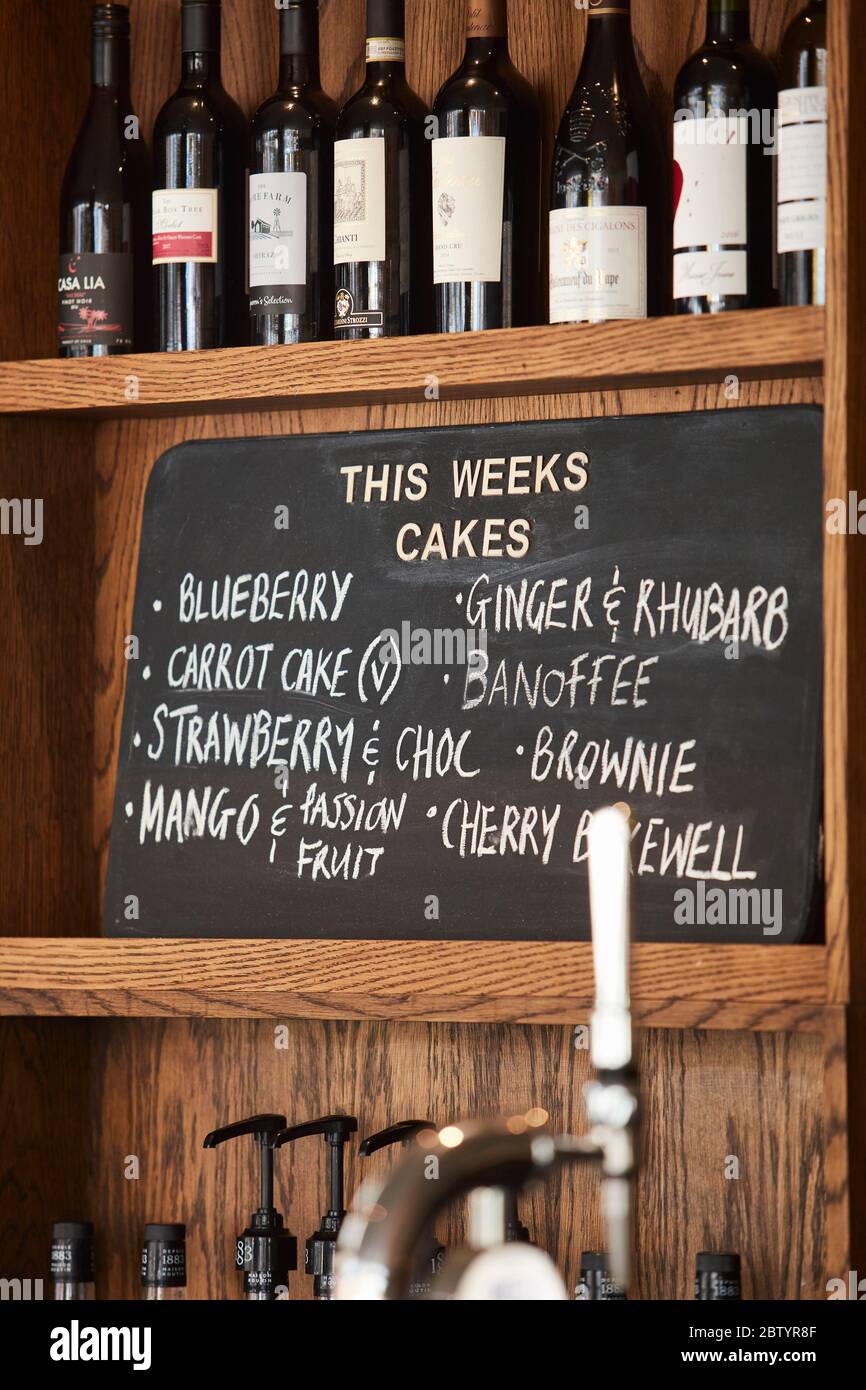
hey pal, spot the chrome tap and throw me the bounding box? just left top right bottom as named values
left=334, top=804, right=638, bottom=1299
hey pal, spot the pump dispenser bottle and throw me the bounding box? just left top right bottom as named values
left=203, top=1113, right=297, bottom=1300
left=141, top=1223, right=187, bottom=1300
left=695, top=1251, right=742, bottom=1300
left=273, top=1114, right=358, bottom=1300
left=359, top=1120, right=445, bottom=1297
left=576, top=1251, right=627, bottom=1301
left=504, top=1190, right=531, bottom=1243
left=50, top=1221, right=95, bottom=1300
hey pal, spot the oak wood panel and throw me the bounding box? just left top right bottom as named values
left=0, top=938, right=827, bottom=1029
left=0, top=0, right=91, bottom=362
left=0, top=419, right=97, bottom=938
left=80, top=1018, right=824, bottom=1300
left=0, top=1019, right=93, bottom=1287
left=0, top=307, right=825, bottom=419
left=823, top=0, right=866, bottom=1011
left=822, top=1005, right=866, bottom=1286
left=822, top=0, right=851, bottom=1006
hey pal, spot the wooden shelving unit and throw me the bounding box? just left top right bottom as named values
left=0, top=0, right=863, bottom=1304
left=0, top=938, right=829, bottom=1030
left=0, top=306, right=824, bottom=418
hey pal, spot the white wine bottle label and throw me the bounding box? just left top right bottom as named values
left=248, top=172, right=308, bottom=315
left=432, top=135, right=506, bottom=284
left=777, top=86, right=827, bottom=254
left=548, top=206, right=647, bottom=322
left=673, top=115, right=748, bottom=297
left=57, top=252, right=133, bottom=351
left=334, top=137, right=387, bottom=265
left=152, top=189, right=219, bottom=265
left=366, top=37, right=405, bottom=62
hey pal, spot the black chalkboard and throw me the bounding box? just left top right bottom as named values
left=105, top=407, right=823, bottom=944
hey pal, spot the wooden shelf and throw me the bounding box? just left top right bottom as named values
left=0, top=938, right=827, bottom=1031
left=0, top=306, right=824, bottom=420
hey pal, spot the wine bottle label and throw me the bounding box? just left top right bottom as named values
left=333, top=287, right=385, bottom=332
left=673, top=115, right=748, bottom=298
left=548, top=206, right=647, bottom=322
left=248, top=172, right=308, bottom=316
left=152, top=188, right=219, bottom=265
left=50, top=1235, right=95, bottom=1282
left=366, top=38, right=405, bottom=62
left=141, top=1238, right=187, bottom=1289
left=57, top=252, right=133, bottom=351
left=467, top=1, right=507, bottom=37
left=432, top=136, right=506, bottom=284
left=777, top=86, right=827, bottom=254
left=334, top=137, right=387, bottom=264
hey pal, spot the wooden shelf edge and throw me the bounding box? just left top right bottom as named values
left=0, top=306, right=824, bottom=420
left=0, top=938, right=827, bottom=1030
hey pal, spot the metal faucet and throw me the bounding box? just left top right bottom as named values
left=334, top=805, right=638, bottom=1299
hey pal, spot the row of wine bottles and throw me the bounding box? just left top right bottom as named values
left=58, top=0, right=827, bottom=357
left=49, top=1220, right=742, bottom=1302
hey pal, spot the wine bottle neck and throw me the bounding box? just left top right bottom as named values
left=466, top=1, right=507, bottom=44
left=279, top=5, right=321, bottom=88
left=463, top=36, right=509, bottom=66
left=92, top=33, right=130, bottom=90
left=582, top=5, right=637, bottom=70
left=182, top=50, right=221, bottom=84
left=706, top=1, right=751, bottom=44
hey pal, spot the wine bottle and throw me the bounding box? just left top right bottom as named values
left=575, top=1251, right=627, bottom=1301
left=51, top=1221, right=95, bottom=1301
left=153, top=0, right=246, bottom=351
left=333, top=0, right=432, bottom=338
left=673, top=0, right=778, bottom=314
left=432, top=0, right=541, bottom=333
left=248, top=0, right=336, bottom=344
left=777, top=1, right=827, bottom=306
left=58, top=4, right=149, bottom=357
left=695, top=1251, right=742, bottom=1300
left=549, top=0, right=666, bottom=325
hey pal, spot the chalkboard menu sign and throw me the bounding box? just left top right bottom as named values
left=105, top=407, right=823, bottom=944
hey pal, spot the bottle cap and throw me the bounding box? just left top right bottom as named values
left=92, top=3, right=130, bottom=34
left=182, top=0, right=221, bottom=54
left=696, top=1251, right=741, bottom=1274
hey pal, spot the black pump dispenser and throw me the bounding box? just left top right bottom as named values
left=273, top=1114, right=358, bottom=1300
left=504, top=1190, right=531, bottom=1244
left=202, top=1113, right=297, bottom=1300
left=359, top=1119, right=445, bottom=1297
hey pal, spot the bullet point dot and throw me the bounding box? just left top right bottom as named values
left=153, top=599, right=162, bottom=613
left=142, top=666, right=151, bottom=680
left=455, top=593, right=463, bottom=605
left=427, top=807, right=437, bottom=818
left=125, top=802, right=134, bottom=818
left=443, top=673, right=450, bottom=684
left=516, top=745, right=524, bottom=756
left=133, top=732, right=141, bottom=748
